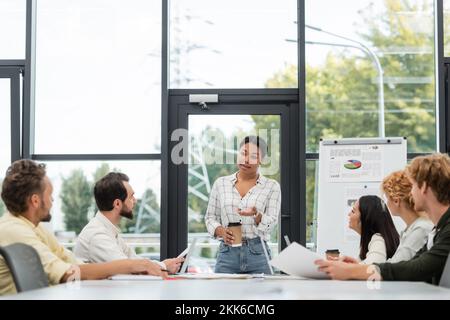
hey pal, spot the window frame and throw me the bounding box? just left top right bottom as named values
left=165, top=88, right=303, bottom=258
left=21, top=0, right=166, bottom=243
left=0, top=66, right=22, bottom=163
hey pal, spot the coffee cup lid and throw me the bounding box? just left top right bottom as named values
left=228, top=222, right=242, bottom=227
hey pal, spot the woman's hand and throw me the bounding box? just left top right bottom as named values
left=314, top=259, right=370, bottom=280
left=215, top=226, right=234, bottom=245
left=339, top=255, right=360, bottom=264
left=326, top=255, right=359, bottom=264
left=237, top=207, right=262, bottom=225
left=237, top=206, right=257, bottom=216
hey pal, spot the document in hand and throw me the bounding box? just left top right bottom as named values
left=269, top=242, right=329, bottom=279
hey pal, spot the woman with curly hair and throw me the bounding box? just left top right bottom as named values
left=382, top=170, right=434, bottom=263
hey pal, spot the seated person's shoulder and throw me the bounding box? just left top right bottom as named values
left=83, top=231, right=128, bottom=262
left=77, top=217, right=105, bottom=236
left=371, top=233, right=386, bottom=243
left=88, top=230, right=116, bottom=246
left=77, top=220, right=95, bottom=234
left=412, top=218, right=434, bottom=232
left=442, top=218, right=450, bottom=231
left=0, top=216, right=37, bottom=240
left=0, top=214, right=33, bottom=233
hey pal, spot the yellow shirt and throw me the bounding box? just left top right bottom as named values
left=0, top=212, right=77, bottom=296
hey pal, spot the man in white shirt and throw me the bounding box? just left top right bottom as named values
left=74, top=172, right=183, bottom=273
left=1, top=160, right=168, bottom=295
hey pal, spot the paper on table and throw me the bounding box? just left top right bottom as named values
left=263, top=275, right=307, bottom=280
left=109, top=274, right=163, bottom=281
left=270, top=242, right=329, bottom=279
left=170, top=273, right=260, bottom=280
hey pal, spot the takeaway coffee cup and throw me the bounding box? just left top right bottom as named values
left=325, top=249, right=340, bottom=260
left=227, top=222, right=242, bottom=247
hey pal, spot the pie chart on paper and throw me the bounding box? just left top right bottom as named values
left=344, top=160, right=362, bottom=170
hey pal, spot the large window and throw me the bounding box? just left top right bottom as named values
left=304, top=0, right=437, bottom=246
left=305, top=160, right=318, bottom=248
left=43, top=160, right=161, bottom=255
left=31, top=1, right=164, bottom=256
left=0, top=0, right=26, bottom=59
left=169, top=0, right=297, bottom=88
left=305, top=0, right=436, bottom=154
left=34, top=0, right=162, bottom=154
left=4, top=0, right=447, bottom=260
left=0, top=78, right=11, bottom=216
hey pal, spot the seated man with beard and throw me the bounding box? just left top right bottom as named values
left=74, top=172, right=183, bottom=273
left=1, top=161, right=170, bottom=296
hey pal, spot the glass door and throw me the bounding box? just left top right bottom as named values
left=167, top=90, right=300, bottom=271
left=187, top=114, right=281, bottom=272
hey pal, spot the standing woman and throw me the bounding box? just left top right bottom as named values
left=382, top=170, right=434, bottom=263
left=347, top=195, right=400, bottom=264
left=205, top=136, right=281, bottom=274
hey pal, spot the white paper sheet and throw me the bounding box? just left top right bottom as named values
left=109, top=274, right=163, bottom=281
left=327, top=145, right=384, bottom=183
left=269, top=242, right=329, bottom=279
left=171, top=273, right=261, bottom=280
left=262, top=275, right=307, bottom=280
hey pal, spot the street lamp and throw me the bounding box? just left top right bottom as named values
left=304, top=25, right=385, bottom=137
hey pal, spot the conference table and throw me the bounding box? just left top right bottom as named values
left=3, top=277, right=450, bottom=300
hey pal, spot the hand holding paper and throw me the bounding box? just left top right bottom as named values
left=270, top=242, right=329, bottom=279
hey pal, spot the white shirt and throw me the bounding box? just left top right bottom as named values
left=204, top=172, right=281, bottom=241
left=362, top=233, right=387, bottom=264
left=74, top=212, right=166, bottom=269
left=387, top=217, right=434, bottom=263
left=427, top=227, right=437, bottom=250
left=74, top=212, right=139, bottom=263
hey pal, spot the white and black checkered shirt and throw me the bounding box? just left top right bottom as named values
left=205, top=172, right=281, bottom=241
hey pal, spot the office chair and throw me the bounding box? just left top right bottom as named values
left=0, top=243, right=49, bottom=292
left=439, top=254, right=450, bottom=289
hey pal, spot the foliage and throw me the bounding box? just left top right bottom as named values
left=60, top=164, right=160, bottom=235
left=60, top=169, right=92, bottom=234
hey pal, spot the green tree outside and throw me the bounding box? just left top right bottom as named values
left=60, top=169, right=92, bottom=234
left=262, top=0, right=437, bottom=244
left=93, top=163, right=112, bottom=184
left=56, top=0, right=439, bottom=250
left=60, top=164, right=161, bottom=236
left=91, top=163, right=117, bottom=214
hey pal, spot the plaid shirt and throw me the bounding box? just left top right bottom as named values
left=205, top=172, right=281, bottom=241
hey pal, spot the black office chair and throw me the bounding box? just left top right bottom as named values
left=0, top=243, right=49, bottom=292
left=439, top=254, right=450, bottom=289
